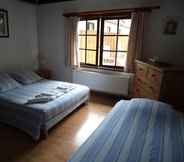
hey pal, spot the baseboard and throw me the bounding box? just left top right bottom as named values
left=90, top=90, right=131, bottom=100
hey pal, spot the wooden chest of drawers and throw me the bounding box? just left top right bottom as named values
left=134, top=60, right=184, bottom=109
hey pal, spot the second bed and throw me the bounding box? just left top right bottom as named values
left=0, top=79, right=90, bottom=140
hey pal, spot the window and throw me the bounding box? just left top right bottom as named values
left=78, top=17, right=132, bottom=71
left=101, top=18, right=131, bottom=69
left=78, top=19, right=99, bottom=66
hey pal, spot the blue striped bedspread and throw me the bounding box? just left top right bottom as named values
left=68, top=98, right=184, bottom=162
left=0, top=80, right=89, bottom=140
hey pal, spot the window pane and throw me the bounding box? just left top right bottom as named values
left=87, top=36, right=96, bottom=50
left=79, top=36, right=86, bottom=49
left=87, top=20, right=98, bottom=35
left=102, top=51, right=116, bottom=66
left=86, top=50, right=96, bottom=65
left=80, top=50, right=85, bottom=63
left=103, top=36, right=117, bottom=51
left=116, top=52, right=127, bottom=67
left=118, top=19, right=132, bottom=35
left=118, top=36, right=129, bottom=51
left=104, top=20, right=118, bottom=35
left=78, top=21, right=86, bottom=35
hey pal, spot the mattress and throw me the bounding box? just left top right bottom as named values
left=0, top=80, right=90, bottom=140
left=68, top=98, right=184, bottom=162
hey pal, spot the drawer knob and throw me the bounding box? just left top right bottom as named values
left=149, top=86, right=154, bottom=90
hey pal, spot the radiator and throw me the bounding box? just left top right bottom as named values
left=73, top=69, right=132, bottom=96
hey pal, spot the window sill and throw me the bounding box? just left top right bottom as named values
left=72, top=66, right=133, bottom=77
left=80, top=64, right=124, bottom=71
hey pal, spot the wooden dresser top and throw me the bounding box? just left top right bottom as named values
left=135, top=60, right=184, bottom=72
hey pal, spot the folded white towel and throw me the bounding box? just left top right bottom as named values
left=25, top=85, right=75, bottom=105
left=25, top=96, right=55, bottom=104
left=35, top=93, right=53, bottom=98
left=56, top=86, right=74, bottom=93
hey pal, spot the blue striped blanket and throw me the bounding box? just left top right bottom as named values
left=68, top=98, right=184, bottom=162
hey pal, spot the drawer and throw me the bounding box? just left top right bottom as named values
left=134, top=78, right=159, bottom=99
left=134, top=86, right=141, bottom=97
left=143, top=84, right=159, bottom=99
left=140, top=88, right=157, bottom=100
left=134, top=81, right=142, bottom=97
left=147, top=68, right=162, bottom=86
left=136, top=63, right=148, bottom=80
left=134, top=86, right=158, bottom=100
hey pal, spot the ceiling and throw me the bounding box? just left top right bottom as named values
left=22, top=0, right=74, bottom=4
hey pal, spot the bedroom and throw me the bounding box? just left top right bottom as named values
left=0, top=0, right=184, bottom=162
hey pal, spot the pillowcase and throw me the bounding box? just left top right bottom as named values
left=10, top=71, right=43, bottom=85
left=0, top=73, right=21, bottom=93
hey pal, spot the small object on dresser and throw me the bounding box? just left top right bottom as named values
left=36, top=69, right=52, bottom=79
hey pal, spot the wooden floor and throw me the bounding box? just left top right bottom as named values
left=0, top=92, right=121, bottom=162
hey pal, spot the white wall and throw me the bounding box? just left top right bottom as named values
left=0, top=0, right=39, bottom=71
left=37, top=0, right=184, bottom=82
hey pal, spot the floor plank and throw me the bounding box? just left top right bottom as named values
left=0, top=92, right=121, bottom=162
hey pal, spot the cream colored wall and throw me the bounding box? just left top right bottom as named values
left=143, top=0, right=184, bottom=66
left=37, top=0, right=184, bottom=82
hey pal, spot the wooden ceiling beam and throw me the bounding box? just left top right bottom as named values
left=63, top=6, right=160, bottom=17
left=39, top=0, right=73, bottom=4
left=21, top=0, right=73, bottom=5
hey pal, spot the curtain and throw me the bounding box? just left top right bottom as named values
left=65, top=17, right=80, bottom=68
left=125, top=11, right=145, bottom=73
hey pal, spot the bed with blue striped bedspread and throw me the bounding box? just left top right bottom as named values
left=0, top=80, right=89, bottom=140
left=68, top=98, right=184, bottom=162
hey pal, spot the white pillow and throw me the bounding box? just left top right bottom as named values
left=0, top=73, right=21, bottom=92
left=10, top=71, right=43, bottom=85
